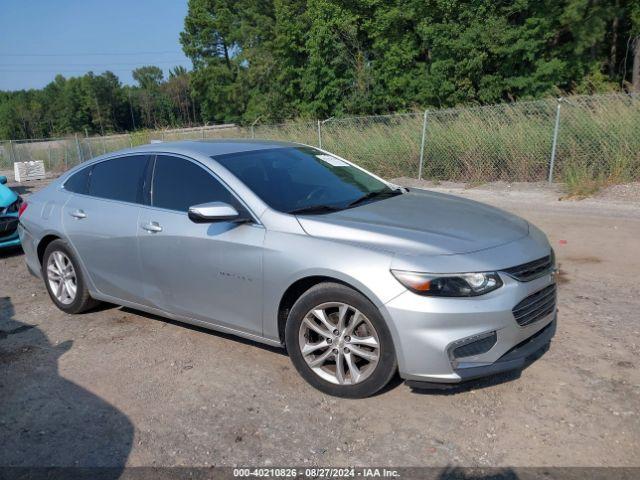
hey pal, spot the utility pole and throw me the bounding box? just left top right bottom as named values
left=128, top=90, right=136, bottom=130
left=94, top=96, right=105, bottom=136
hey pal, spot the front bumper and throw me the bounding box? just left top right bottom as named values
left=382, top=271, right=557, bottom=384
left=406, top=318, right=555, bottom=389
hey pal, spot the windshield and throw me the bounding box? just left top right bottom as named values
left=213, top=147, right=396, bottom=214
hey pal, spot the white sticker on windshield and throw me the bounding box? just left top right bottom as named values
left=316, top=154, right=348, bottom=167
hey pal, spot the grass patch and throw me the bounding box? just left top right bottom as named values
left=562, top=164, right=607, bottom=198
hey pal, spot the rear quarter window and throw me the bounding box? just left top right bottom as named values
left=63, top=167, right=91, bottom=194
left=88, top=155, right=149, bottom=204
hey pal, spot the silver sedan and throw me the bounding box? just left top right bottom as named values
left=18, top=140, right=557, bottom=397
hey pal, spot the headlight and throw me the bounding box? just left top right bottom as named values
left=391, top=270, right=503, bottom=297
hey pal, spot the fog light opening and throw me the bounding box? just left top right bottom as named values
left=448, top=331, right=497, bottom=367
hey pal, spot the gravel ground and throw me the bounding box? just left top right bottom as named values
left=1, top=176, right=639, bottom=467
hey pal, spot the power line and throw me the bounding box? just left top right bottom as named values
left=0, top=51, right=183, bottom=57
left=0, top=68, right=185, bottom=73
left=0, top=60, right=187, bottom=67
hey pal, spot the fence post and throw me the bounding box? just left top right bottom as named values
left=418, top=110, right=429, bottom=180
left=317, top=120, right=322, bottom=148
left=75, top=133, right=83, bottom=164
left=129, top=134, right=134, bottom=148
left=47, top=142, right=52, bottom=170
left=202, top=126, right=205, bottom=140
left=8, top=140, right=14, bottom=164
left=250, top=116, right=261, bottom=139
left=548, top=98, right=562, bottom=184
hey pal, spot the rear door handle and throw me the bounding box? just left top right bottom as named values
left=70, top=209, right=86, bottom=219
left=141, top=221, right=163, bottom=233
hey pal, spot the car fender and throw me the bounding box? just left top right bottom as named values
left=261, top=230, right=406, bottom=342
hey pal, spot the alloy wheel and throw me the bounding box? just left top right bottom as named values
left=46, top=251, right=77, bottom=305
left=298, top=302, right=380, bottom=385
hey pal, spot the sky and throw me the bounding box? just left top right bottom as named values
left=0, top=0, right=192, bottom=91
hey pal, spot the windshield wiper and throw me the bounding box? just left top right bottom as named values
left=288, top=204, right=344, bottom=215
left=346, top=188, right=403, bottom=208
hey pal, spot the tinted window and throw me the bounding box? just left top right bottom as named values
left=64, top=166, right=91, bottom=194
left=88, top=155, right=148, bottom=204
left=152, top=155, right=239, bottom=212
left=213, top=147, right=390, bottom=213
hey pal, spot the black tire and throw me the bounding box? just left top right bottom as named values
left=42, top=239, right=100, bottom=314
left=285, top=282, right=397, bottom=398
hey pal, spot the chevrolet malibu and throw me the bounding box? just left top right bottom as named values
left=18, top=140, right=557, bottom=398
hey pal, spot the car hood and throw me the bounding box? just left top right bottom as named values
left=296, top=189, right=529, bottom=256
left=0, top=184, right=18, bottom=208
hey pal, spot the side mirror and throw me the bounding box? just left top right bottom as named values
left=0, top=176, right=7, bottom=185
left=188, top=202, right=248, bottom=223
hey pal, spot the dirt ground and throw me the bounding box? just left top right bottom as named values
left=1, top=175, right=639, bottom=468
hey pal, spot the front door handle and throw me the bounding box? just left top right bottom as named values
left=141, top=221, right=163, bottom=233
left=70, top=209, right=86, bottom=219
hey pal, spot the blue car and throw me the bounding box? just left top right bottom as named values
left=0, top=175, right=23, bottom=249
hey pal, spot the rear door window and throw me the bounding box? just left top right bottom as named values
left=152, top=155, right=240, bottom=212
left=88, top=155, right=149, bottom=204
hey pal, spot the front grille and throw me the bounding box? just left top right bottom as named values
left=512, top=284, right=557, bottom=326
left=451, top=332, right=497, bottom=359
left=503, top=254, right=553, bottom=282
left=0, top=216, right=19, bottom=237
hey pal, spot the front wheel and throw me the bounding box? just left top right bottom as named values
left=43, top=239, right=100, bottom=314
left=285, top=282, right=397, bottom=398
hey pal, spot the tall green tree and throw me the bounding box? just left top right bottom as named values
left=180, top=0, right=639, bottom=122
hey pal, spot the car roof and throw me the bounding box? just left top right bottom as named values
left=129, top=139, right=302, bottom=157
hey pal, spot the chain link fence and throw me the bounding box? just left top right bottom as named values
left=556, top=94, right=640, bottom=185
left=422, top=99, right=558, bottom=182
left=1, top=93, right=638, bottom=187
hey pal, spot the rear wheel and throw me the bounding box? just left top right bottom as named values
left=43, top=239, right=99, bottom=314
left=285, top=282, right=397, bottom=398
